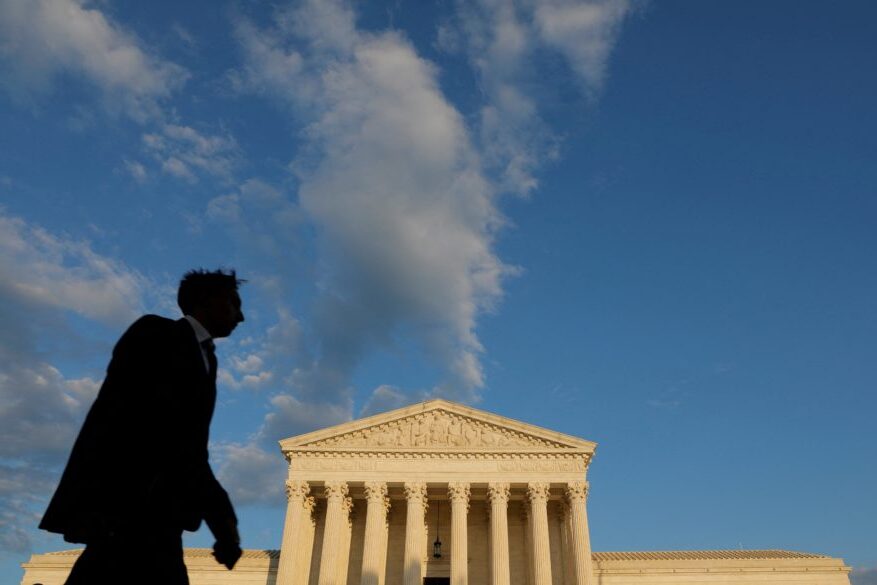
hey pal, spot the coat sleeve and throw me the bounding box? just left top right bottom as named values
left=200, top=462, right=238, bottom=541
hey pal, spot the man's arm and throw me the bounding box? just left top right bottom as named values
left=200, top=464, right=241, bottom=569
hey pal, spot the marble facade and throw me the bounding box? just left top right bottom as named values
left=20, top=400, right=852, bottom=585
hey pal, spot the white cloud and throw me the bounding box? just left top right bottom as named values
left=359, top=384, right=417, bottom=417
left=143, top=123, right=241, bottom=183
left=215, top=391, right=352, bottom=506
left=0, top=0, right=188, bottom=121
left=450, top=0, right=631, bottom=194
left=0, top=363, right=97, bottom=460
left=233, top=1, right=514, bottom=407
left=207, top=179, right=303, bottom=255
left=231, top=353, right=265, bottom=374
left=532, top=0, right=631, bottom=89
left=0, top=210, right=147, bottom=325
left=0, top=465, right=58, bottom=554
left=263, top=393, right=352, bottom=440
left=123, top=158, right=148, bottom=182
left=215, top=442, right=286, bottom=506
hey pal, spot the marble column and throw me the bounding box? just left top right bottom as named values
left=403, top=482, right=428, bottom=585
left=448, top=482, right=470, bottom=585
left=336, top=496, right=354, bottom=585
left=565, top=482, right=593, bottom=585
left=319, top=481, right=349, bottom=585
left=300, top=496, right=318, bottom=585
left=527, top=483, right=553, bottom=585
left=361, top=482, right=390, bottom=585
left=277, top=480, right=310, bottom=585
left=558, top=503, right=574, bottom=585
left=521, top=504, right=534, bottom=585
left=487, top=483, right=511, bottom=585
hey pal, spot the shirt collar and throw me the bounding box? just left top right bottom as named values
left=184, top=315, right=212, bottom=344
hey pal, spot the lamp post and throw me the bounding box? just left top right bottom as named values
left=433, top=500, right=443, bottom=558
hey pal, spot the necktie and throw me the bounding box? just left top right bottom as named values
left=202, top=339, right=217, bottom=381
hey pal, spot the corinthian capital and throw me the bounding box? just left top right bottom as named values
left=526, top=482, right=551, bottom=503
left=564, top=481, right=589, bottom=503
left=324, top=481, right=349, bottom=500
left=364, top=481, right=388, bottom=501
left=364, top=481, right=390, bottom=512
left=487, top=482, right=510, bottom=504
left=285, top=480, right=310, bottom=502
left=448, top=482, right=471, bottom=505
left=403, top=481, right=428, bottom=504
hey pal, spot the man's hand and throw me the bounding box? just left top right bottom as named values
left=211, top=517, right=241, bottom=570
left=213, top=538, right=242, bottom=570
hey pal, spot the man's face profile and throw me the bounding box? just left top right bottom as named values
left=202, top=290, right=244, bottom=338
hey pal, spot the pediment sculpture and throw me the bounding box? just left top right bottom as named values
left=303, top=410, right=572, bottom=450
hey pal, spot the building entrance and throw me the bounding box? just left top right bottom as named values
left=423, top=578, right=450, bottom=585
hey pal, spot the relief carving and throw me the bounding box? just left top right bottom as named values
left=305, top=410, right=571, bottom=449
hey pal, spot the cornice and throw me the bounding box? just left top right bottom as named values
left=285, top=450, right=593, bottom=463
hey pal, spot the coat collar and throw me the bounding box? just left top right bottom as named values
left=183, top=315, right=212, bottom=345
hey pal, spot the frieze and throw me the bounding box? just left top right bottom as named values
left=301, top=409, right=573, bottom=450
left=290, top=456, right=588, bottom=473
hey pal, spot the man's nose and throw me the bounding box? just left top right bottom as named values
left=238, top=310, right=245, bottom=323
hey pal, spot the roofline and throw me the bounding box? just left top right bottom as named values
left=278, top=398, right=597, bottom=451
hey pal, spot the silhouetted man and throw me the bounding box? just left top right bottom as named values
left=40, top=269, right=246, bottom=585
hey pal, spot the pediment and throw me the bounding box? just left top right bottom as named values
left=280, top=399, right=595, bottom=452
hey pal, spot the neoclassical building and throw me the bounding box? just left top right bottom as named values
left=21, top=400, right=852, bottom=585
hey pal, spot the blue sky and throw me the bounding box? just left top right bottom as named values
left=1, top=0, right=875, bottom=583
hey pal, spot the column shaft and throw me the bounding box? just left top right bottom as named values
left=403, top=482, right=428, bottom=585
left=299, top=497, right=318, bottom=585
left=448, top=483, right=470, bottom=585
left=361, top=482, right=390, bottom=585
left=527, top=483, right=553, bottom=585
left=487, top=483, right=511, bottom=585
left=558, top=503, right=574, bottom=585
left=566, top=482, right=593, bottom=585
left=319, top=482, right=350, bottom=585
left=521, top=505, right=534, bottom=585
left=277, top=480, right=310, bottom=585
left=337, top=497, right=354, bottom=585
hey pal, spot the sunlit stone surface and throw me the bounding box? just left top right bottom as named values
left=21, top=400, right=851, bottom=585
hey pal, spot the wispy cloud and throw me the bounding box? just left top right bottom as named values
left=0, top=211, right=148, bottom=325
left=142, top=123, right=242, bottom=183
left=0, top=0, right=188, bottom=122
left=449, top=0, right=631, bottom=195
left=0, top=0, right=245, bottom=189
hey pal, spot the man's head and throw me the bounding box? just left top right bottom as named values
left=178, top=269, right=245, bottom=338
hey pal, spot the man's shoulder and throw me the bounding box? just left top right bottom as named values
left=117, top=314, right=189, bottom=347
left=126, top=314, right=178, bottom=334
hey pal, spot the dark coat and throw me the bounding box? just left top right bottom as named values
left=40, top=315, right=236, bottom=544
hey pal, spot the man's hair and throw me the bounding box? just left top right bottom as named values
left=177, top=269, right=245, bottom=315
